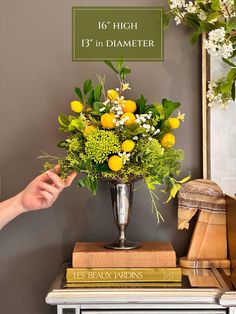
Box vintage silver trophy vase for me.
[105,182,141,250]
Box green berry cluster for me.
[85,129,120,164]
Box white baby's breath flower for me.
[174,16,182,25]
[198,10,207,20]
[170,0,185,9]
[177,111,185,121]
[185,1,197,13]
[133,136,138,141]
[99,107,106,112]
[118,152,131,164]
[103,99,110,105]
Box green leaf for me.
[211,0,221,11]
[161,98,181,118]
[93,102,104,111]
[208,12,221,21]
[94,84,102,101]
[227,16,236,32]
[163,11,172,30]
[120,66,131,79]
[95,163,110,172]
[78,175,98,195]
[87,90,94,104]
[171,183,181,198]
[231,80,236,100]
[178,174,191,184]
[57,140,68,148]
[222,58,236,67]
[198,2,211,12]
[58,114,70,127]
[116,59,124,71]
[88,110,102,116]
[69,118,84,131]
[104,60,119,74]
[84,79,93,94]
[185,13,200,29]
[199,21,215,32]
[227,68,236,81]
[74,87,83,100]
[190,29,202,45]
[220,80,233,93]
[136,94,147,114]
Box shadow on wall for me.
[0,246,62,314]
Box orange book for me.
[72,242,176,268]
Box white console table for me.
[45,266,236,314]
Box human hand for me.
[18,168,77,212]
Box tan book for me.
[66,267,181,283]
[72,242,176,268]
[65,281,182,288]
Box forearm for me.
[0,193,25,230]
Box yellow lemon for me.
[108,155,123,172]
[107,89,119,101]
[168,118,180,129]
[121,112,136,126]
[71,100,84,113]
[122,140,135,152]
[83,125,97,137]
[122,100,137,113]
[101,113,116,129]
[161,133,176,148]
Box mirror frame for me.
[202,34,210,180]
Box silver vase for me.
[104,182,141,250]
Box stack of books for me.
[65,242,182,288]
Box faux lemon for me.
[83,125,97,137]
[101,113,116,129]
[107,89,119,101]
[122,100,137,113]
[122,140,135,152]
[121,112,136,126]
[71,100,84,113]
[161,133,176,148]
[108,155,123,171]
[168,118,180,129]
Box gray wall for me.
[0,0,201,313]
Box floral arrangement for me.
[44,60,189,222]
[166,0,236,109]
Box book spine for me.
[72,252,176,268]
[65,282,182,288]
[66,267,181,283]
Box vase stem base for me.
[104,240,141,250]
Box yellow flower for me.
[83,125,97,137]
[122,100,137,113]
[71,101,84,113]
[101,113,116,129]
[168,118,180,129]
[161,133,176,148]
[108,155,123,171]
[120,112,136,126]
[121,82,131,91]
[107,89,119,101]
[122,140,135,152]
